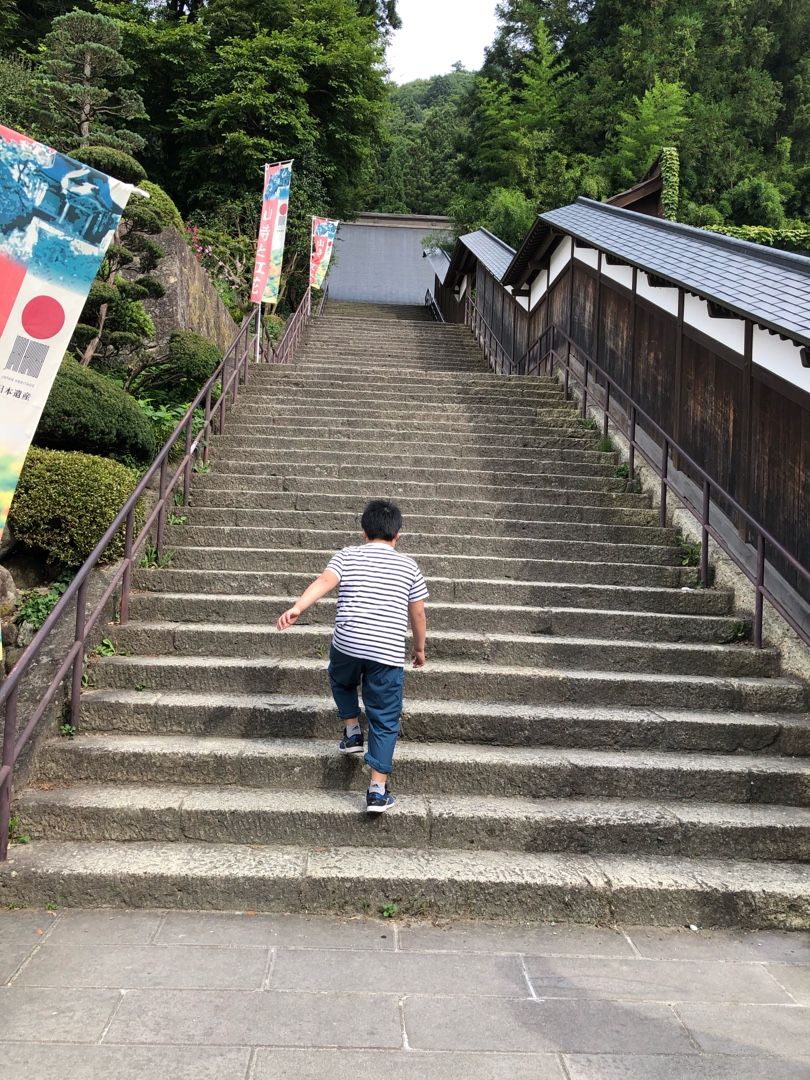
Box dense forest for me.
[370,0,810,247]
[2,0,809,296]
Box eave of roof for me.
[503,198,810,348]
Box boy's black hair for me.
[361,499,402,541]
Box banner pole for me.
[254,303,262,363]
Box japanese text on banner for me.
[250,160,293,306]
[309,217,339,289]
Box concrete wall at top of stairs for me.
[328,220,445,305]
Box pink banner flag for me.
[250,161,293,305]
[309,217,339,288]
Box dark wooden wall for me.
[437,246,809,601]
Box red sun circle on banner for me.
[279,202,288,215]
[21,295,66,340]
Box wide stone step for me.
[3,840,807,925]
[91,655,805,711]
[293,358,485,372]
[32,736,810,806]
[238,384,565,405]
[79,690,810,755]
[207,445,618,474]
[226,417,592,438]
[234,401,575,421]
[249,369,557,390]
[109,622,778,677]
[298,347,487,363]
[190,484,651,513]
[164,547,697,585]
[18,783,810,861]
[130,578,734,613]
[168,525,682,561]
[195,468,629,495]
[184,505,664,535]
[127,594,742,642]
[213,432,604,452]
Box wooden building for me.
[430,198,810,628]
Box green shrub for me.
[728,176,786,228]
[140,180,184,230]
[35,356,156,464]
[69,145,146,185]
[134,331,222,405]
[703,224,810,256]
[9,448,143,567]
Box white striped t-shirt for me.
[326,543,429,667]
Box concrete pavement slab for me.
[524,955,792,1003]
[398,922,634,957]
[625,926,810,964]
[764,964,810,1004]
[563,1054,810,1079]
[104,988,402,1047]
[0,1043,251,1080]
[252,1048,567,1079]
[0,987,121,1043]
[44,910,164,946]
[156,911,395,950]
[676,1003,810,1056]
[404,996,697,1054]
[269,948,526,996]
[14,943,269,990]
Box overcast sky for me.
[386,0,500,84]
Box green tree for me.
[33,10,147,152]
[611,78,688,186]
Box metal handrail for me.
[317,285,329,317]
[424,289,445,323]
[269,286,312,364]
[464,296,513,375]
[529,323,810,650]
[0,304,272,860]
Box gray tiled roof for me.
[534,199,810,347]
[460,228,516,281]
[426,248,451,286]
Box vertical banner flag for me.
[309,217,339,288]
[250,160,293,306]
[0,126,134,583]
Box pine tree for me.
[33,11,147,153]
[612,78,688,186]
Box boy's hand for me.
[411,648,426,668]
[276,606,302,631]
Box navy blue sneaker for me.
[339,727,364,755]
[366,787,396,814]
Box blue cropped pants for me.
[327,645,404,775]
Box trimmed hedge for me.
[9,448,143,567]
[140,180,184,230]
[136,330,222,405]
[69,145,146,185]
[35,356,156,464]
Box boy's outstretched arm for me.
[276,570,339,630]
[409,599,427,667]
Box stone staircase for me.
[4,303,810,926]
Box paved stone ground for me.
[0,909,808,1078]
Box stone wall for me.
[145,227,238,353]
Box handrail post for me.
[254,305,262,364]
[120,508,135,625]
[69,577,89,728]
[182,414,194,507]
[602,384,611,441]
[628,406,636,479]
[203,388,212,466]
[581,355,589,418]
[156,457,169,556]
[659,438,669,528]
[700,480,711,588]
[754,534,765,648]
[0,685,19,860]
